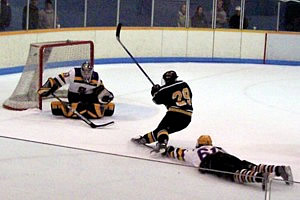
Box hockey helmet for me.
[161,70,178,85]
[81,61,94,82]
[196,135,212,148]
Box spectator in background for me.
[22,0,39,30]
[229,6,248,29]
[222,0,232,17]
[216,0,227,28]
[39,0,59,29]
[0,0,11,31]
[191,5,208,28]
[177,3,189,27]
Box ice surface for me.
[0,63,299,200]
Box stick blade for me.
[116,23,122,38]
[94,121,114,128]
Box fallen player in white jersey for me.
[162,135,293,190]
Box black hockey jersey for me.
[152,81,193,116]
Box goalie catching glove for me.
[37,78,60,97]
[94,85,114,104]
[98,88,114,104]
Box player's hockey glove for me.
[161,145,175,157]
[37,78,60,97]
[151,84,161,96]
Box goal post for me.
[3,40,94,111]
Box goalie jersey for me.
[152,81,193,116]
[55,67,102,95]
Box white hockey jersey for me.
[55,68,102,95]
[169,145,226,167]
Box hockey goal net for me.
[3,40,94,110]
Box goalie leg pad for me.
[51,102,106,119]
[51,101,64,116]
[51,101,79,118]
[86,103,105,119]
[103,102,115,116]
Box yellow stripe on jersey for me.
[168,107,192,116]
[90,79,98,85]
[74,76,98,85]
[74,76,84,81]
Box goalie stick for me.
[52,93,114,128]
[116,23,155,86]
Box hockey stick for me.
[116,23,155,86]
[52,93,114,128]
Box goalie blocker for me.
[38,61,115,119]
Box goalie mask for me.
[81,61,94,82]
[161,70,178,86]
[196,135,212,148]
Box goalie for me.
[37,61,115,119]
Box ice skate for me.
[278,166,293,185]
[131,136,147,145]
[151,140,167,153]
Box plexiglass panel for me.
[119,0,152,26]
[244,0,278,30]
[5,0,39,31]
[57,0,84,28]
[279,1,300,32]
[1,0,300,32]
[86,0,117,27]
[153,0,186,27]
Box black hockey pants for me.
[199,152,256,181]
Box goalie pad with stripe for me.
[51,101,115,119]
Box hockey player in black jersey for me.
[37,61,115,119]
[132,70,193,152]
[162,135,294,190]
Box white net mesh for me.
[3,40,93,110]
